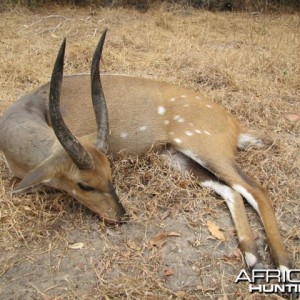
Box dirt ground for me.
[0,3,299,300]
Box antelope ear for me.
[13,163,55,194]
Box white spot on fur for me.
[138,126,147,131]
[194,129,202,134]
[204,130,211,136]
[169,97,176,102]
[174,138,182,144]
[72,190,77,196]
[181,149,206,167]
[206,104,212,108]
[245,252,258,267]
[158,106,166,115]
[173,115,185,123]
[164,120,170,125]
[185,130,193,136]
[196,96,200,100]
[183,104,189,107]
[188,122,194,127]
[201,180,235,211]
[180,95,187,98]
[233,184,259,213]
[120,132,128,139]
[238,133,264,149]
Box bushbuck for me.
[0,30,296,295]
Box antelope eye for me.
[78,182,95,192]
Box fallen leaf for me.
[164,269,175,276]
[222,249,242,264]
[150,231,181,247]
[150,233,168,247]
[69,242,84,249]
[207,220,225,241]
[285,114,299,122]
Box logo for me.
[235,269,300,294]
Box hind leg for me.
[160,146,263,269]
[197,154,291,271]
[161,146,297,298]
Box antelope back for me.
[53,74,241,159]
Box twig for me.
[28,283,49,300]
[26,15,73,28]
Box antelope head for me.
[14,30,126,223]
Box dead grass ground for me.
[0,4,299,300]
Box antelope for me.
[0,30,296,294]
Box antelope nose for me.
[108,182,128,222]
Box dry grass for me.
[0,4,299,300]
